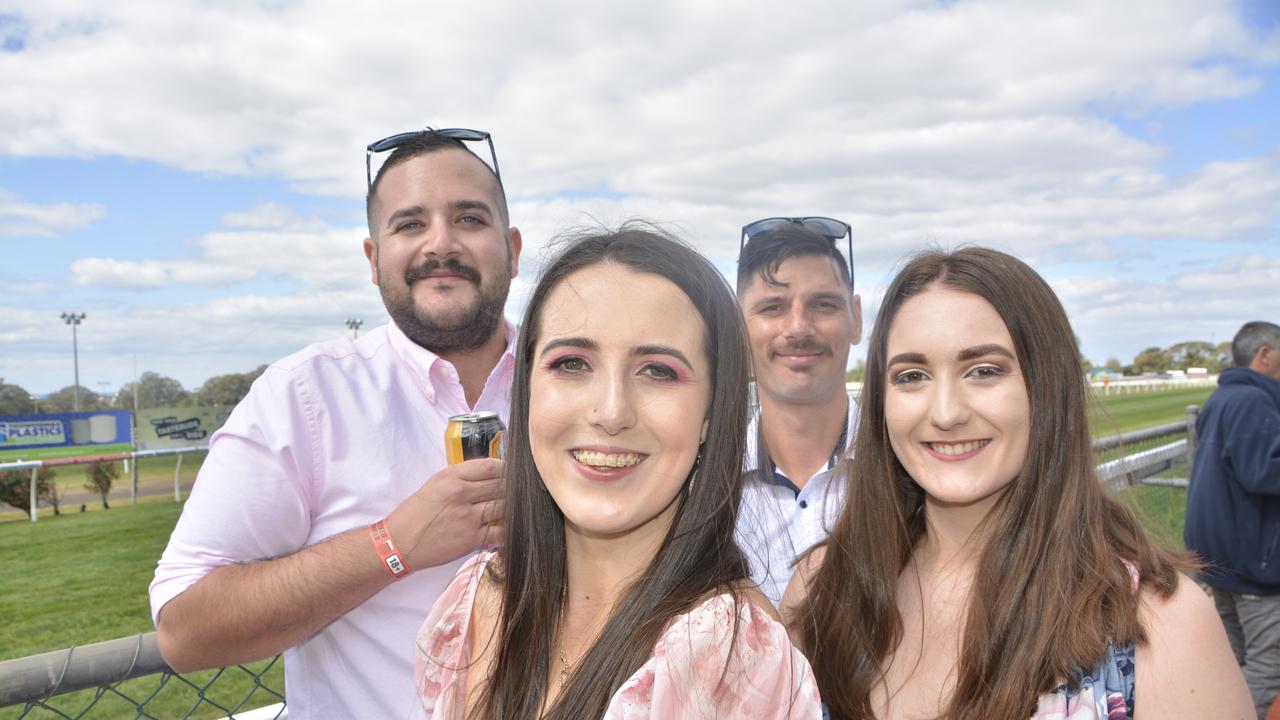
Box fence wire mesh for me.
[1,652,284,720]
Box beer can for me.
[445,412,505,465]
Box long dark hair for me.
[793,246,1182,719]
[475,223,754,719]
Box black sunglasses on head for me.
[365,127,501,189]
[740,216,854,283]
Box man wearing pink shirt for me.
[149,129,521,719]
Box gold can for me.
[445,412,505,465]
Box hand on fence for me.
[386,458,504,572]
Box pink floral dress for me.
[413,552,822,719]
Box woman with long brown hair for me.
[784,246,1250,719]
[412,224,819,719]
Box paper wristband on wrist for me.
[369,519,411,579]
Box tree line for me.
[0,365,268,416]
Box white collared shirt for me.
[735,396,856,607]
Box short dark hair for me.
[736,224,852,294]
[1232,321,1280,367]
[364,132,508,236]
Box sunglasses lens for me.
[801,218,847,240]
[743,218,788,240]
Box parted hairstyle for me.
[736,224,852,294]
[792,246,1183,720]
[474,223,754,719]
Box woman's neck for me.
[916,494,1001,577]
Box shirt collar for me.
[743,394,856,477]
[386,319,518,403]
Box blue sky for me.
[2,0,1279,394]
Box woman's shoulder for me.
[1132,572,1253,719]
[413,551,499,714]
[652,585,803,667]
[613,586,820,718]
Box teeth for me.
[928,440,989,456]
[572,450,643,468]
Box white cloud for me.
[2,0,1279,392]
[0,188,104,238]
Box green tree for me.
[1104,357,1123,373]
[1131,346,1171,374]
[42,385,106,413]
[845,359,865,383]
[0,378,36,415]
[0,467,58,518]
[115,372,189,409]
[83,460,119,509]
[1214,341,1232,370]
[1168,341,1216,371]
[191,364,268,407]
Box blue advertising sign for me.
[0,410,133,452]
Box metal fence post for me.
[29,466,38,522]
[174,453,184,502]
[1186,404,1200,489]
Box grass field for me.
[0,498,283,719]
[0,443,133,463]
[0,386,1211,717]
[1088,386,1214,437]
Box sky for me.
[2,0,1278,396]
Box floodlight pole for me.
[345,318,363,339]
[61,312,86,411]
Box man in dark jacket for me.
[1186,320,1280,718]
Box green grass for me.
[1089,386,1214,437]
[0,443,132,462]
[0,499,283,719]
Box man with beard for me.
[733,218,861,606]
[150,130,520,719]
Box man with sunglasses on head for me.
[150,129,520,719]
[734,217,862,607]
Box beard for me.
[382,256,511,355]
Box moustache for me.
[772,339,830,356]
[405,258,481,286]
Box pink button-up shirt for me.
[150,321,516,720]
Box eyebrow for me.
[957,344,1015,362]
[383,199,496,230]
[538,338,694,369]
[886,344,1015,367]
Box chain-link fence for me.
[0,633,285,720]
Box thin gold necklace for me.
[558,647,572,688]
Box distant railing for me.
[0,446,208,522]
[0,404,1201,716]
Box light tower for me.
[345,318,363,339]
[61,312,86,411]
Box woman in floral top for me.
[414,226,819,719]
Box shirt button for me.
[799,500,808,509]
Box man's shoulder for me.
[268,325,392,376]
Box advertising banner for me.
[0,410,134,460]
[136,406,232,450]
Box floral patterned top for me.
[1032,642,1136,720]
[413,551,823,719]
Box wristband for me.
[369,519,411,579]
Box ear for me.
[849,293,863,345]
[363,236,379,286]
[507,226,523,279]
[700,417,709,444]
